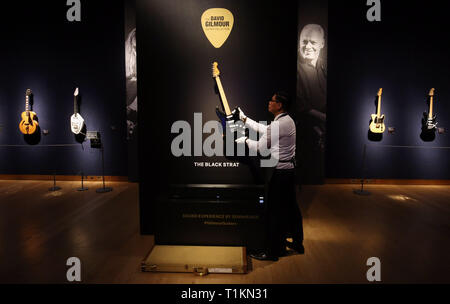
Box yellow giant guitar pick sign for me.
[201,8,234,48]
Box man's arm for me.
[246,122,275,155]
[245,116,269,134]
[233,107,268,134]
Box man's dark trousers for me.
[266,168,304,257]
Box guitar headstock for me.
[377,88,383,96]
[26,89,32,97]
[212,62,220,78]
[429,88,435,97]
[74,87,79,96]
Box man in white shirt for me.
[234,92,304,261]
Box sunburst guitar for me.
[369,88,386,134]
[19,89,39,135]
[70,87,85,135]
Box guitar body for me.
[71,113,85,135]
[422,112,437,131]
[19,111,39,135]
[369,114,385,134]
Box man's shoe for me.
[286,241,305,254]
[249,252,279,261]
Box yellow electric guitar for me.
[19,89,39,135]
[369,88,385,134]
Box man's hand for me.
[235,136,247,145]
[232,107,247,123]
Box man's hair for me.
[300,24,325,41]
[275,91,291,111]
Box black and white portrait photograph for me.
[296,23,327,184]
[125,27,137,140]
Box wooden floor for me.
[0,180,449,284]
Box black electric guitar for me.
[212,62,243,137]
[212,62,232,126]
[422,88,437,131]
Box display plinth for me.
[155,184,266,251]
[141,245,247,275]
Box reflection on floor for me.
[0,180,449,283]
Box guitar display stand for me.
[77,172,88,192]
[353,184,370,196]
[49,171,61,192]
[96,145,112,194]
[354,144,370,196]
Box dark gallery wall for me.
[0,1,128,177]
[327,0,450,179]
[0,1,447,181]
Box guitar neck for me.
[429,96,434,118]
[377,95,382,117]
[74,95,78,114]
[215,76,231,116]
[25,96,30,112]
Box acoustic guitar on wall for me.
[70,87,85,135]
[369,88,386,134]
[19,89,39,135]
[422,88,437,131]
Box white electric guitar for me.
[70,88,85,135]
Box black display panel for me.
[137,0,297,186]
[137,0,298,234]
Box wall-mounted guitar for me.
[19,89,39,135]
[369,88,386,134]
[70,87,85,135]
[422,88,437,132]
